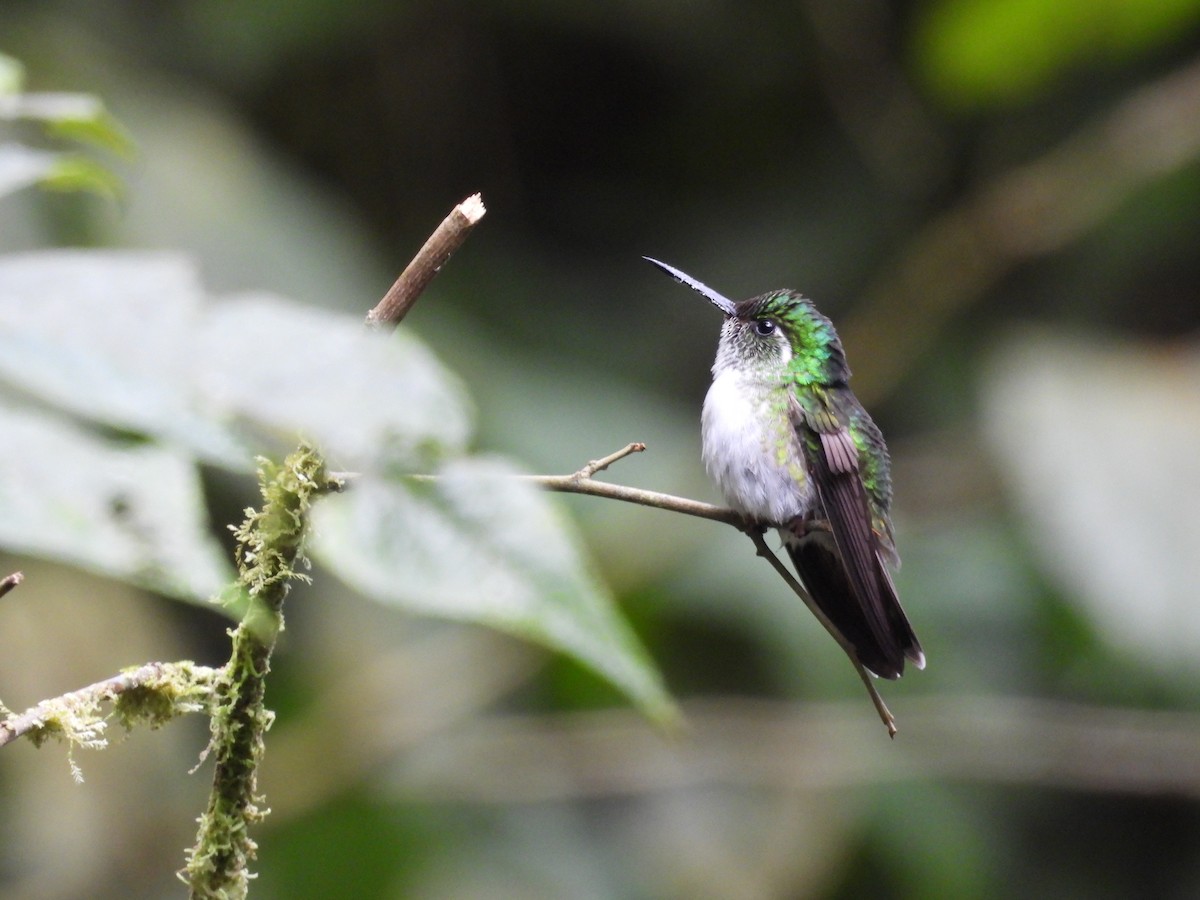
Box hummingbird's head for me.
[645,257,850,386]
[732,289,850,385]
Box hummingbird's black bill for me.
[643,257,737,316]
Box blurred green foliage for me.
[917,0,1200,106]
[2,0,1200,898]
[0,52,130,201]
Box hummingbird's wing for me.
[789,397,923,678]
[848,406,901,569]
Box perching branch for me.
[514,443,743,528]
[522,443,898,736]
[365,193,487,331]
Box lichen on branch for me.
[0,661,219,780]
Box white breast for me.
[701,371,815,524]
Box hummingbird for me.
[646,257,924,679]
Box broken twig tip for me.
[366,192,487,330]
[0,572,23,600]
[459,193,486,223]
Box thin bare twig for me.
[518,472,743,526]
[365,193,486,331]
[515,444,743,528]
[745,531,896,736]
[578,441,646,478]
[527,444,900,735]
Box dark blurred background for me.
[4,1,1200,897]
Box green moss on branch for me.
[183,445,337,899]
[0,662,219,782]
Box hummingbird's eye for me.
[753,319,777,337]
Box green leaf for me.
[0,88,133,156]
[39,155,124,201]
[46,110,136,158]
[312,458,679,725]
[0,401,232,604]
[0,143,123,204]
[0,54,24,96]
[914,0,1200,108]
[0,65,131,199]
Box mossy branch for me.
[180,195,481,896]
[0,661,220,776]
[182,445,339,899]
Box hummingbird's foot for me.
[782,513,830,542]
[737,518,768,537]
[785,513,832,541]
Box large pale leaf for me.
[0,401,231,602]
[0,252,472,472]
[0,145,110,201]
[195,294,472,471]
[0,250,475,609]
[0,144,55,198]
[312,458,678,724]
[0,252,251,468]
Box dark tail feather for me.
[787,535,924,680]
